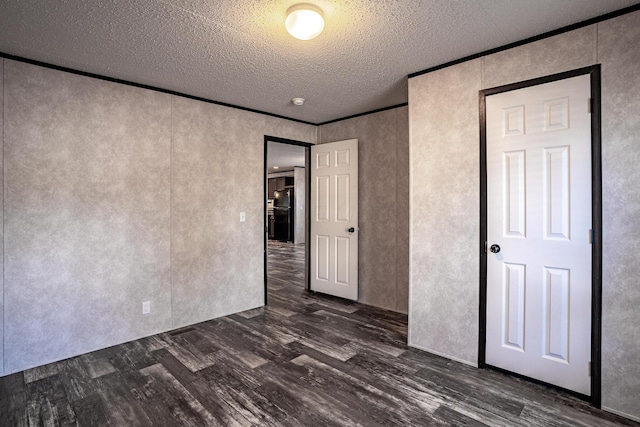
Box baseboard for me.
[357,299,408,315]
[408,341,478,368]
[602,406,640,423]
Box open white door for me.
[310,139,358,300]
[485,75,592,395]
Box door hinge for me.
[588,362,592,377]
[589,229,594,244]
[588,98,593,114]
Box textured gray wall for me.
[171,98,264,327]
[0,60,316,375]
[408,59,482,364]
[409,11,640,420]
[294,167,305,244]
[319,107,410,313]
[482,25,597,88]
[264,115,318,145]
[395,108,410,314]
[0,59,4,374]
[598,12,640,420]
[4,60,173,373]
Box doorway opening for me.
[264,136,313,305]
[478,65,602,407]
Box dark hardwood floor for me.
[0,240,637,426]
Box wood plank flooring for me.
[0,240,637,426]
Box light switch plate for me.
[240,212,246,222]
[142,301,150,315]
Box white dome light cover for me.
[285,4,325,40]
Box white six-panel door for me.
[486,75,592,395]
[310,139,358,300]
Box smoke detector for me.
[292,97,305,106]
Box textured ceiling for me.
[267,141,305,172]
[0,0,638,123]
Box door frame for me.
[263,136,313,305]
[478,65,602,407]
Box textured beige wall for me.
[0,59,4,374]
[264,115,318,144]
[409,10,640,420]
[408,59,482,364]
[598,11,640,420]
[319,107,409,313]
[395,107,410,314]
[171,98,265,328]
[483,25,597,88]
[3,60,173,373]
[0,60,316,375]
[294,167,306,244]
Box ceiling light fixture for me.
[285,4,324,40]
[292,97,305,106]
